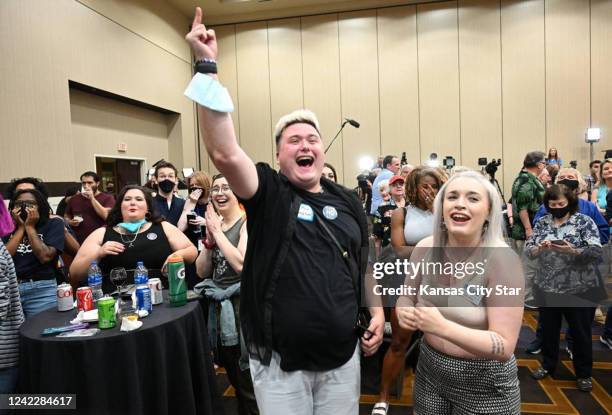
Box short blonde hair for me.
[274,109,321,147]
[378,179,390,193]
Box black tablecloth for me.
[18,296,224,415]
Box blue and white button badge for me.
[297,203,314,222]
[322,206,338,220]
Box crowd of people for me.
[0,7,609,415]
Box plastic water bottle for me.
[87,261,104,304]
[134,261,149,285]
[134,261,152,313]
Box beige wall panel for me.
[301,14,344,183]
[417,2,461,165]
[377,6,420,166]
[500,0,545,197]
[339,10,380,184]
[0,1,75,181]
[268,18,304,169]
[545,0,590,168]
[78,0,191,62]
[210,24,241,174]
[70,89,170,178]
[0,0,196,182]
[268,19,304,121]
[458,0,503,187]
[591,0,612,159]
[235,21,273,166]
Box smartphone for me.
[549,239,565,246]
[186,213,201,234]
[19,207,28,222]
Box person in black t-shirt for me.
[4,189,64,317]
[185,9,384,414]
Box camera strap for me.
[312,210,361,308]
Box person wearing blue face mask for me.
[70,186,197,292]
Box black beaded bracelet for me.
[194,58,218,74]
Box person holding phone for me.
[525,168,608,355]
[3,189,64,317]
[526,184,602,392]
[178,171,212,288]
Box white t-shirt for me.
[403,205,434,245]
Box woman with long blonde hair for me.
[397,171,524,414]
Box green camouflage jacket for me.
[511,170,545,240]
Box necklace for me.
[118,224,143,248]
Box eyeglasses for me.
[211,185,231,195]
[15,201,37,209]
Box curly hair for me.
[5,177,48,200]
[9,189,51,227]
[404,166,447,207]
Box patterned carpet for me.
[216,310,611,415]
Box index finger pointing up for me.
[192,7,202,29]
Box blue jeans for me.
[0,366,19,394]
[19,279,57,318]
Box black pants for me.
[540,307,594,379]
[218,344,259,415]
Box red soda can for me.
[77,287,94,311]
[56,283,74,311]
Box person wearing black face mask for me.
[526,185,604,392]
[151,162,185,226]
[533,169,608,244]
[526,171,609,357]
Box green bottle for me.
[167,254,187,307]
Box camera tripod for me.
[488,174,507,206]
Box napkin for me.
[120,317,143,332]
[70,309,98,324]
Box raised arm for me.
[185,7,258,200]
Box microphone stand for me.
[324,120,349,154]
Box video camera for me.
[442,156,455,170]
[357,172,376,189]
[485,158,501,177]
